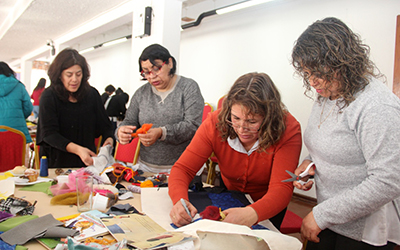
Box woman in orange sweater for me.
[169,72,302,230]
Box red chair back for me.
[114,137,141,165]
[280,210,303,234]
[94,136,102,154]
[202,102,214,122]
[0,126,26,171]
[217,95,226,110]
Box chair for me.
[114,137,141,165]
[217,95,226,110]
[33,144,41,170]
[94,135,102,154]
[0,125,26,172]
[202,102,214,122]
[205,96,228,184]
[280,210,303,234]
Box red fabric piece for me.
[280,210,302,234]
[200,206,221,221]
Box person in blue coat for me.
[0,61,33,143]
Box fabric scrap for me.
[0,214,77,245]
[20,181,53,195]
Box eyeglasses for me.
[140,61,166,78]
[226,119,260,132]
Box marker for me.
[180,198,193,221]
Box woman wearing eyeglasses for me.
[291,17,400,250]
[116,44,204,173]
[168,72,302,230]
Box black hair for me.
[138,44,176,76]
[0,61,16,77]
[105,84,116,93]
[34,78,46,91]
[47,48,91,102]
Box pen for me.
[180,198,193,221]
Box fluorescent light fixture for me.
[79,47,95,54]
[103,37,127,47]
[216,0,274,15]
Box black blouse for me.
[36,86,113,168]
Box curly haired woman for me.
[291,17,400,249]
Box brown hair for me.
[216,72,287,151]
[292,17,382,108]
[47,48,91,102]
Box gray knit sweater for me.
[118,75,204,166]
[304,78,400,244]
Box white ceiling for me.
[0,0,243,65]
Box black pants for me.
[306,229,396,250]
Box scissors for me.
[282,162,315,185]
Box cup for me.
[76,175,93,212]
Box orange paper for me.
[131,123,153,137]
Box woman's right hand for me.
[169,199,197,227]
[293,160,315,191]
[117,125,137,145]
[66,142,96,166]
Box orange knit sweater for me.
[169,110,302,222]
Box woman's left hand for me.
[300,211,321,243]
[102,137,113,147]
[222,206,258,227]
[138,128,162,147]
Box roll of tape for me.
[92,193,109,212]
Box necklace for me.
[318,98,335,129]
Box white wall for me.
[82,0,400,198]
[83,40,134,96]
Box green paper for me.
[20,181,54,195]
[37,238,62,249]
[0,215,38,232]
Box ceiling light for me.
[181,0,275,30]
[216,0,275,15]
[103,37,128,47]
[80,47,95,54]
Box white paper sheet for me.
[141,187,175,230]
[0,178,15,199]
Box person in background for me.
[116,44,204,173]
[31,78,46,119]
[36,48,114,168]
[106,87,129,131]
[168,72,302,230]
[0,61,33,143]
[291,17,400,249]
[101,84,115,108]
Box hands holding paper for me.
[170,199,197,227]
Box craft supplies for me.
[39,156,48,177]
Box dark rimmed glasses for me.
[140,61,166,78]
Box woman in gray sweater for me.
[116,44,204,173]
[291,17,400,249]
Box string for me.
[318,98,336,129]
